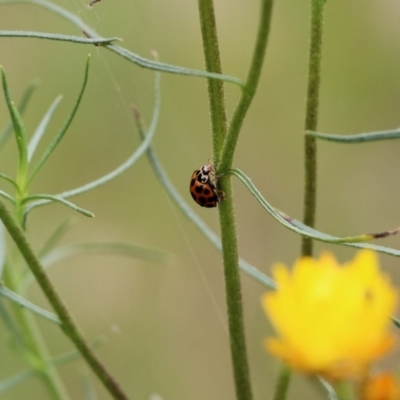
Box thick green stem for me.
[197,0,228,162]
[198,1,273,399]
[0,199,130,400]
[198,1,253,400]
[218,179,253,400]
[301,0,325,256]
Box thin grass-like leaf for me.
[26,68,161,213]
[0,172,18,189]
[317,378,338,400]
[0,340,103,395]
[27,56,90,185]
[0,222,5,278]
[0,190,15,204]
[1,67,29,182]
[0,298,26,350]
[0,369,33,395]
[38,218,75,258]
[0,0,244,87]
[0,285,60,324]
[230,168,400,257]
[392,316,400,329]
[83,376,98,400]
[41,242,170,267]
[0,79,39,149]
[23,194,94,218]
[132,110,276,289]
[22,241,169,289]
[0,30,120,45]
[307,129,400,143]
[28,95,63,162]
[53,337,104,365]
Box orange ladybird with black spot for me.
[190,163,220,208]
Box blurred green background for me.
[1,0,400,399]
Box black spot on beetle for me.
[190,178,196,187]
[203,188,211,195]
[195,185,204,194]
[199,196,207,204]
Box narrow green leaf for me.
[0,172,18,189]
[0,341,102,395]
[0,285,61,324]
[0,30,120,45]
[83,376,98,400]
[27,56,90,185]
[0,222,5,278]
[0,0,244,87]
[22,242,170,289]
[41,242,170,267]
[53,338,104,366]
[1,67,29,185]
[230,168,400,257]
[317,378,338,400]
[25,67,161,212]
[0,297,27,351]
[391,316,400,328]
[307,129,400,143]
[0,190,15,204]
[0,370,34,395]
[28,95,63,162]
[23,194,94,218]
[0,79,39,150]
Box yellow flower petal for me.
[262,250,398,380]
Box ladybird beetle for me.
[190,163,220,208]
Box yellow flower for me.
[262,250,398,380]
[360,372,400,400]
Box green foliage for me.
[0,1,399,400]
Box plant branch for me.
[198,0,227,162]
[220,0,273,171]
[2,264,70,400]
[198,2,256,400]
[0,199,130,400]
[301,0,325,256]
[0,30,119,44]
[0,0,244,87]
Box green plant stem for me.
[198,0,227,162]
[0,199,130,400]
[198,2,254,400]
[219,180,253,400]
[2,265,70,400]
[198,1,273,399]
[301,0,325,256]
[220,0,273,171]
[272,364,291,400]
